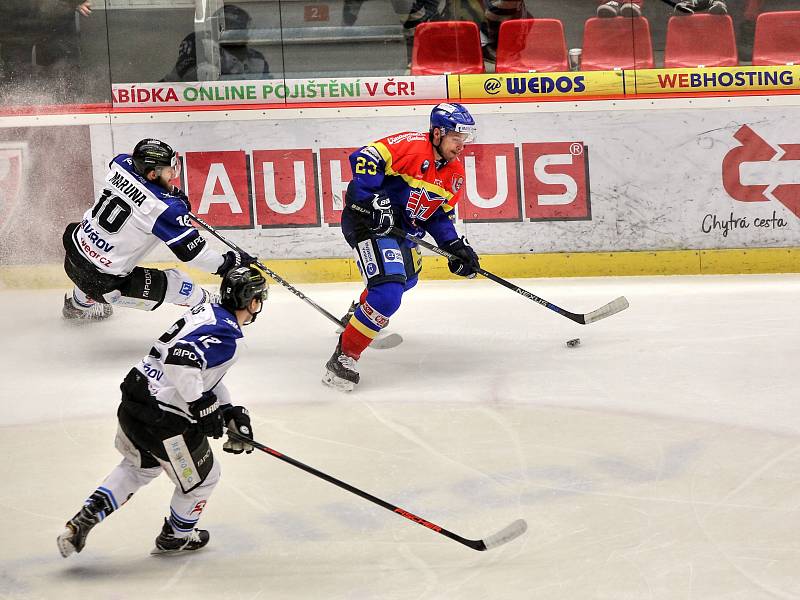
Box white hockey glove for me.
[222,405,253,454]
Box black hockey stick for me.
[188,212,345,328]
[390,227,629,325]
[189,213,403,349]
[228,430,527,551]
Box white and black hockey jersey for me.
[135,303,244,422]
[71,154,223,276]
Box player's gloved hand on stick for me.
[222,405,253,454]
[190,391,224,438]
[369,194,395,236]
[216,249,257,277]
[442,236,480,279]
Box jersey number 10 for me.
[92,189,133,234]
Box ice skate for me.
[62,294,113,322]
[707,0,727,14]
[151,518,210,555]
[619,2,642,17]
[322,335,360,392]
[57,503,102,557]
[597,1,620,17]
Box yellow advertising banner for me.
[628,65,800,95]
[450,70,625,100]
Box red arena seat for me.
[581,17,654,71]
[411,21,484,75]
[752,11,800,66]
[664,14,738,68]
[496,18,569,73]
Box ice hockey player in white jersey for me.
[61,138,255,321]
[57,266,267,557]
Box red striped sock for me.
[341,323,373,360]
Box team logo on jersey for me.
[406,188,446,221]
[421,160,430,173]
[180,282,193,296]
[190,500,207,515]
[0,143,27,235]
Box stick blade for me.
[371,332,403,350]
[481,518,528,550]
[583,296,629,324]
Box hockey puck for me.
[566,338,581,348]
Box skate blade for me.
[151,546,179,556]
[322,371,355,392]
[57,529,76,558]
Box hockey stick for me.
[228,430,527,552]
[188,212,346,328]
[189,213,403,349]
[390,227,629,325]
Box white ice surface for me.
[1,274,799,600]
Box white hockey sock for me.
[72,287,94,308]
[90,458,161,519]
[162,268,209,307]
[167,460,220,537]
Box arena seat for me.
[495,19,569,73]
[664,14,738,68]
[411,21,484,75]
[580,17,654,71]
[752,11,800,66]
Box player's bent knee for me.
[365,282,404,317]
[104,267,168,311]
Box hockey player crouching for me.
[323,103,481,392]
[57,266,266,556]
[62,138,255,321]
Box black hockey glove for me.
[189,391,224,439]
[369,194,395,236]
[216,249,257,277]
[222,405,253,454]
[442,236,480,279]
[172,187,191,211]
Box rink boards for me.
[1,95,799,286]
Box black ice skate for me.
[57,503,102,557]
[151,518,210,555]
[322,335,360,392]
[62,294,113,321]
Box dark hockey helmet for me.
[220,266,268,321]
[132,139,178,177]
[430,103,477,143]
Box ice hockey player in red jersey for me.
[323,103,481,392]
[61,138,255,321]
[57,266,267,557]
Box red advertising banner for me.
[185,151,252,228]
[319,147,356,225]
[458,144,521,222]
[521,142,591,221]
[252,149,319,227]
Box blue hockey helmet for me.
[430,103,477,143]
